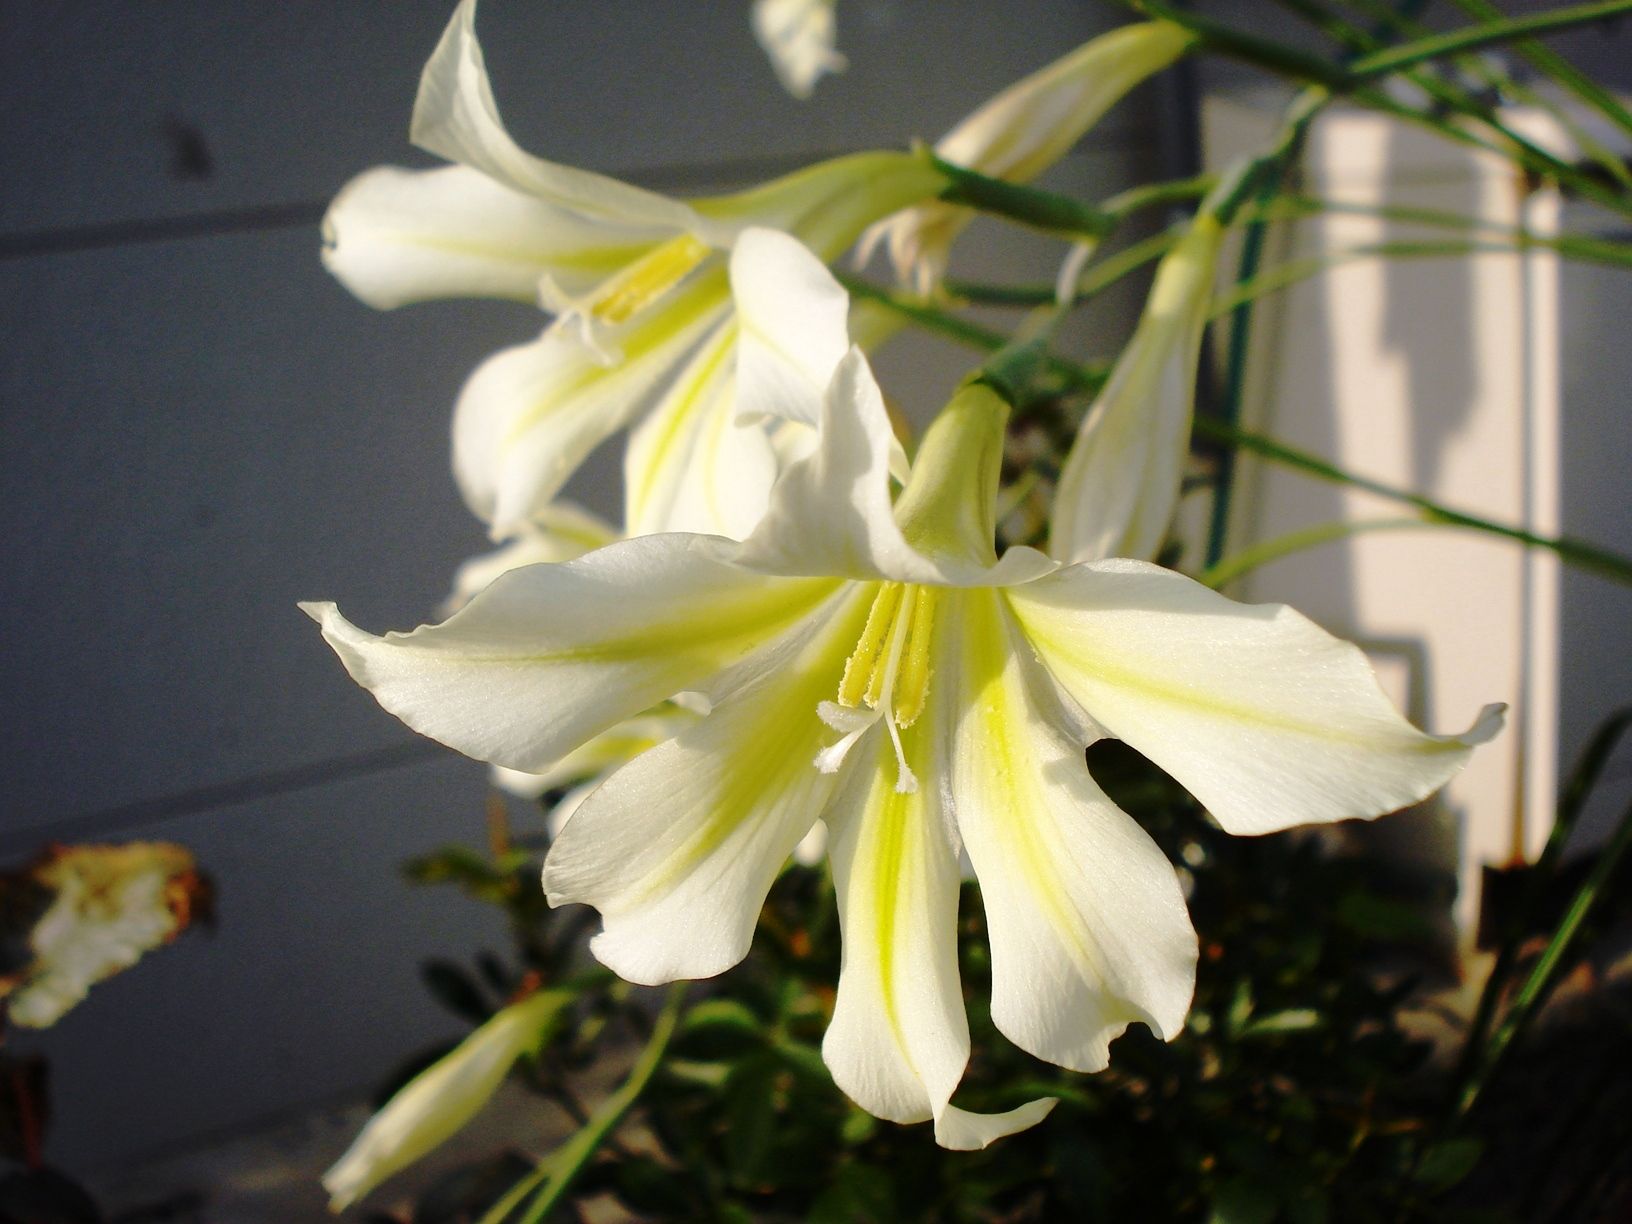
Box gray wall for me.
[0,0,1160,1173]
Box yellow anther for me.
[838,583,903,708]
[590,233,711,324]
[892,587,936,728]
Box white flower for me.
[1051,206,1225,564]
[862,21,1195,296]
[306,231,1501,1150]
[323,0,940,541]
[323,988,572,1212]
[0,843,209,1029]
[753,0,846,99]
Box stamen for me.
[838,584,903,708]
[893,587,936,728]
[590,233,711,324]
[825,582,937,793]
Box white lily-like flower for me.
[1050,204,1226,565]
[440,501,707,804]
[323,0,941,541]
[753,0,846,99]
[862,20,1195,296]
[323,987,572,1212]
[0,843,209,1029]
[306,235,1501,1150]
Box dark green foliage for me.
[395,746,1529,1224]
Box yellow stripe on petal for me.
[947,588,1197,1074]
[1007,559,1503,836]
[544,585,877,985]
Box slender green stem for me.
[843,275,1632,588]
[1189,416,1632,586]
[1267,196,1632,267]
[1287,0,1632,193]
[1198,517,1428,587]
[946,226,1182,309]
[838,273,1108,393]
[1446,0,1632,140]
[1202,85,1331,566]
[1100,172,1219,218]
[481,983,689,1224]
[1454,797,1632,1120]
[1448,707,1632,1116]
[932,154,1114,240]
[1335,0,1632,189]
[1347,0,1632,81]
[1207,233,1632,319]
[1122,0,1632,217]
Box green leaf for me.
[1333,890,1435,943]
[420,959,494,1025]
[672,998,763,1059]
[1413,1138,1484,1194]
[839,1108,877,1146]
[809,1163,896,1224]
[609,1156,693,1216]
[771,1035,831,1084]
[1225,980,1255,1035]
[1238,1009,1323,1038]
[722,1054,780,1185]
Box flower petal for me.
[696,152,944,260]
[1008,560,1505,835]
[821,715,1055,1148]
[544,585,874,984]
[732,228,850,430]
[412,0,711,237]
[936,22,1194,187]
[452,270,729,537]
[491,706,699,800]
[323,988,573,1211]
[752,0,846,100]
[623,320,778,538]
[945,588,1196,1071]
[734,347,931,581]
[301,535,838,773]
[322,164,665,311]
[1050,213,1223,564]
[860,21,1194,294]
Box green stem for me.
[1202,86,1331,566]
[1454,796,1632,1120]
[1123,0,1632,217]
[838,273,1108,393]
[1189,416,1632,586]
[1100,172,1219,218]
[1346,0,1632,81]
[1198,517,1427,588]
[932,153,1114,239]
[843,277,1632,589]
[1208,233,1632,318]
[1288,0,1632,194]
[481,983,689,1224]
[1335,0,1632,190]
[946,225,1181,309]
[1448,707,1632,1116]
[1269,196,1632,267]
[1445,0,1632,140]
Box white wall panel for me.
[0,0,1124,237]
